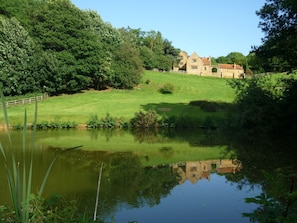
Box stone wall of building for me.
[174,51,244,78]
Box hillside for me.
[2,71,235,125]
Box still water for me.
[1,128,283,223]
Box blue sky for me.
[71,0,266,58]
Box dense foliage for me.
[0,16,38,95]
[226,74,297,136]
[254,0,297,72]
[109,42,144,89]
[0,0,180,96]
[119,27,180,71]
[224,0,297,138]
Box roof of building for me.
[202,57,211,66]
[189,52,199,58]
[218,63,243,70]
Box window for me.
[190,167,197,172]
[191,66,198,69]
[211,164,217,170]
[192,59,197,63]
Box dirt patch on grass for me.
[77,124,87,129]
[158,107,172,112]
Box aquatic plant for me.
[0,91,81,222]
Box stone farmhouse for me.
[174,51,244,78]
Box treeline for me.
[0,0,180,96]
[224,0,297,137]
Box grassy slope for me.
[2,71,235,124]
[1,71,236,165]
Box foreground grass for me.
[2,71,235,125]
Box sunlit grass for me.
[2,71,235,125]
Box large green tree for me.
[255,0,297,72]
[226,52,246,66]
[226,75,297,136]
[0,16,38,95]
[0,0,37,28]
[85,10,122,90]
[110,42,144,89]
[119,27,180,71]
[0,0,181,95]
[216,56,232,64]
[30,0,103,93]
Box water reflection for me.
[224,134,297,223]
[0,129,272,222]
[173,159,241,184]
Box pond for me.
[0,129,296,222]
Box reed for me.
[0,91,81,222]
[93,163,103,221]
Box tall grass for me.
[0,91,81,222]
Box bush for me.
[130,109,159,129]
[226,75,282,135]
[159,83,174,94]
[87,113,128,129]
[34,121,77,129]
[158,115,176,129]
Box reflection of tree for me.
[47,129,297,222]
[132,128,226,146]
[54,150,179,217]
[138,165,178,206]
[223,135,297,222]
[87,129,120,142]
[108,152,142,205]
[104,152,179,208]
[224,135,297,186]
[131,128,159,143]
[243,167,297,223]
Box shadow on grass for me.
[140,100,233,116]
[188,100,232,112]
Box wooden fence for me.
[0,94,48,109]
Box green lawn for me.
[2,71,235,125]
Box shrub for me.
[87,113,128,129]
[159,83,174,94]
[34,121,77,129]
[158,115,176,129]
[86,114,99,128]
[130,109,159,129]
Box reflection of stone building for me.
[174,51,244,78]
[172,159,242,184]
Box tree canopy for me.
[0,16,37,95]
[0,0,180,96]
[254,0,297,72]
